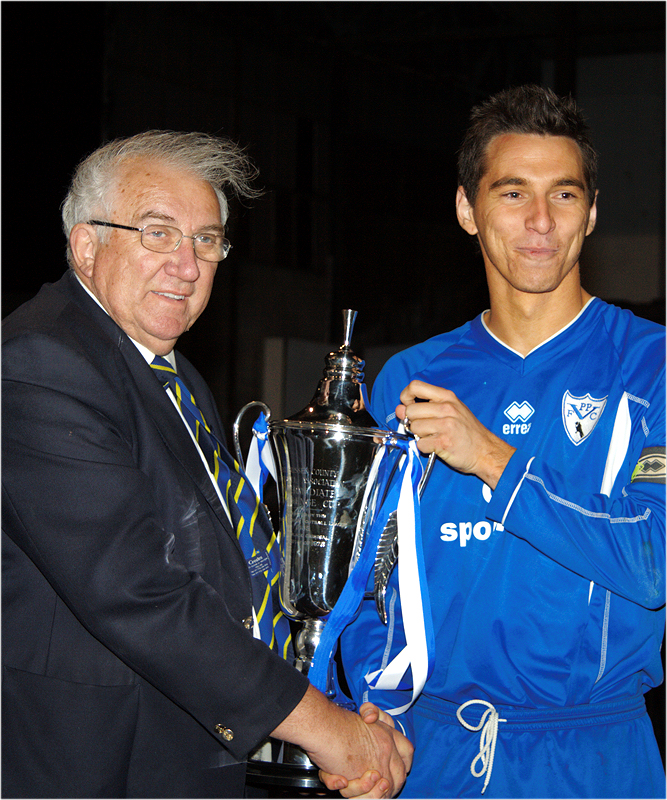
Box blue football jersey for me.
[339,298,665,797]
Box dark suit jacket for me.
[2,270,309,798]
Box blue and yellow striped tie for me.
[151,355,291,658]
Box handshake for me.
[272,685,413,798]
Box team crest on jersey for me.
[561,391,607,445]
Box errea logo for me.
[503,400,534,435]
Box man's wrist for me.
[271,683,348,755]
[478,441,516,489]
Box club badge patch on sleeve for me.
[631,447,666,484]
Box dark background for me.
[3,2,664,412]
[2,0,665,762]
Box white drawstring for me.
[456,700,506,794]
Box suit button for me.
[215,724,234,741]
[243,616,253,630]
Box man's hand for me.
[272,687,412,798]
[317,703,413,798]
[398,379,515,490]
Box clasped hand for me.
[317,703,413,798]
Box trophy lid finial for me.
[287,309,378,427]
[342,309,357,349]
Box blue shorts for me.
[401,694,665,798]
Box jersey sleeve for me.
[487,367,666,610]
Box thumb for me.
[359,702,381,724]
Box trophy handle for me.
[232,400,272,471]
[418,451,437,495]
[374,451,436,624]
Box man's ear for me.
[69,223,99,278]
[585,190,598,236]
[456,186,478,235]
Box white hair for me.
[61,130,260,266]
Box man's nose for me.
[526,197,555,235]
[166,237,201,280]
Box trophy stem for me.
[294,618,333,695]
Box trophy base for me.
[246,739,326,790]
[246,760,322,790]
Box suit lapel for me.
[65,272,237,540]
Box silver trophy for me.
[234,310,412,789]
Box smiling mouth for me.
[517,247,558,257]
[154,291,187,301]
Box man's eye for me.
[196,234,216,245]
[146,227,168,239]
[504,191,521,199]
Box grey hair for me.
[61,130,260,266]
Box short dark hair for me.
[457,84,598,207]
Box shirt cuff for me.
[486,449,535,526]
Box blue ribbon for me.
[308,439,417,693]
[247,410,434,706]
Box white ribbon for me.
[245,422,277,499]
[365,438,432,715]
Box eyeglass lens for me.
[141,225,229,261]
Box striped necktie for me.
[151,355,291,657]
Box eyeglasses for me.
[87,220,231,262]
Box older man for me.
[338,86,665,797]
[2,131,411,799]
